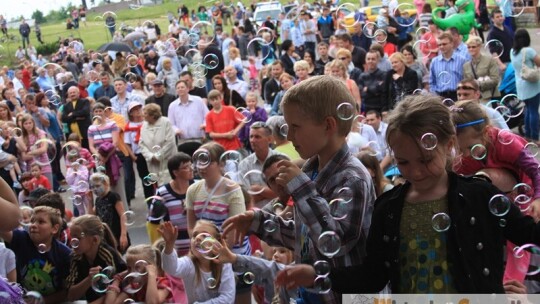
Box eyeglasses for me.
[467,45,479,49]
[457,85,477,91]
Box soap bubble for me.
[193,149,211,169]
[23,291,44,304]
[146,196,167,221]
[392,3,417,27]
[485,39,504,58]
[279,124,289,137]
[317,231,341,258]
[243,272,255,284]
[309,275,332,294]
[243,170,265,195]
[336,102,355,120]
[263,219,277,232]
[123,211,135,226]
[420,133,438,150]
[203,54,220,69]
[77,180,89,193]
[71,238,80,249]
[207,277,217,289]
[219,150,242,164]
[91,273,110,293]
[497,129,514,145]
[31,138,57,166]
[470,144,487,160]
[488,194,511,217]
[438,71,451,85]
[314,260,330,277]
[38,243,47,254]
[329,198,348,220]
[135,260,148,275]
[525,142,539,157]
[72,195,83,206]
[234,107,253,123]
[122,272,145,294]
[337,187,353,203]
[432,213,451,232]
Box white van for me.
[253,1,283,26]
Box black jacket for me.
[61,98,92,140]
[386,66,419,110]
[280,54,296,76]
[358,68,387,112]
[264,78,280,105]
[330,172,540,294]
[145,93,176,117]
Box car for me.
[359,5,417,23]
[253,1,283,26]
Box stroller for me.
[498,63,525,135]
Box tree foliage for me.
[31,10,46,24]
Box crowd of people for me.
[1,0,540,303]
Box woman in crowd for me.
[386,52,419,109]
[401,45,429,90]
[157,57,179,97]
[212,75,246,108]
[462,35,501,102]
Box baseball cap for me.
[151,79,164,86]
[128,101,143,113]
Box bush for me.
[36,41,59,56]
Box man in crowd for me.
[487,8,514,71]
[61,86,91,149]
[110,78,143,120]
[264,61,284,106]
[145,79,176,116]
[359,50,387,114]
[145,50,160,74]
[19,19,30,49]
[429,32,467,101]
[336,33,366,71]
[225,65,248,100]
[180,71,207,103]
[94,72,116,100]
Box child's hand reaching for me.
[276,160,303,188]
[88,266,102,280]
[213,239,237,265]
[158,222,178,254]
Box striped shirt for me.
[154,183,190,256]
[429,52,468,93]
[249,143,377,303]
[87,122,118,149]
[185,179,251,255]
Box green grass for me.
[0,0,500,67]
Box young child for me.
[66,133,95,171]
[276,94,540,294]
[30,163,52,190]
[0,206,71,303]
[238,92,268,151]
[215,240,296,304]
[205,89,244,151]
[222,76,376,302]
[66,214,126,302]
[248,56,259,92]
[160,220,235,303]
[452,100,540,284]
[66,151,91,217]
[18,172,34,206]
[90,172,130,254]
[0,121,22,188]
[0,241,16,283]
[105,244,175,303]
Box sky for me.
[2,0,123,21]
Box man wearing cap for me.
[145,79,176,116]
[94,72,116,100]
[110,78,144,121]
[62,86,91,149]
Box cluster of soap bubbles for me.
[194,232,222,260]
[488,182,534,227]
[303,260,332,294]
[513,243,540,275]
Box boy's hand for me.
[275,160,302,187]
[222,210,255,246]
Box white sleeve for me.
[161,250,194,278]
[196,263,236,304]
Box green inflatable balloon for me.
[432,0,481,41]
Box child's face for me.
[70,224,93,255]
[209,97,222,109]
[29,211,59,244]
[263,162,289,199]
[282,104,329,160]
[90,180,108,197]
[272,247,292,264]
[23,119,34,131]
[31,167,41,178]
[22,179,32,190]
[456,127,485,159]
[295,68,308,79]
[246,97,257,109]
[390,131,451,192]
[318,45,328,56]
[190,222,220,259]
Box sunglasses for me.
[467,45,479,49]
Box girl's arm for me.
[88,134,97,155]
[144,265,170,304]
[111,128,120,149]
[0,176,20,236]
[67,265,102,301]
[349,80,362,109]
[114,198,128,251]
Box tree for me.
[31,10,46,24]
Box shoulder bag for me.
[521,48,540,82]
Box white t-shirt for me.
[0,243,15,279]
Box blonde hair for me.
[246,91,258,102]
[143,103,162,120]
[335,48,352,59]
[451,100,491,136]
[278,73,294,83]
[33,206,62,228]
[327,59,348,78]
[389,52,406,64]
[293,60,309,72]
[465,35,483,47]
[281,75,354,136]
[229,47,240,59]
[71,214,118,250]
[90,172,110,186]
[126,244,163,275]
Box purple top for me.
[238,107,268,143]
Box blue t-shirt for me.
[6,229,71,296]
